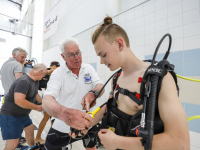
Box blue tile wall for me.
[184,103,200,133]
[174,64,184,75]
[89,62,97,71]
[184,63,200,76]
[145,48,200,76]
[184,48,200,63]
[168,51,183,64]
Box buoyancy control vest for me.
[101,55,179,138]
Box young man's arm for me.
[15,92,43,112]
[98,73,190,150]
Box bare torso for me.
[114,67,149,116]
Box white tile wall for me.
[155,0,168,11]
[168,2,182,17]
[145,22,156,35]
[145,12,156,25]
[145,43,156,55]
[135,17,145,28]
[183,21,200,37]
[183,8,200,25]
[168,14,182,28]
[155,7,168,21]
[126,10,135,22]
[168,0,182,6]
[135,36,145,47]
[169,26,183,39]
[156,19,168,31]
[135,26,145,37]
[170,38,184,52]
[135,45,145,57]
[190,131,200,149]
[182,0,199,12]
[144,2,155,15]
[127,20,135,31]
[135,6,144,19]
[184,35,200,50]
[145,33,156,45]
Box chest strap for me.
[112,85,142,106]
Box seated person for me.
[71,16,190,150]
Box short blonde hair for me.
[92,16,130,47]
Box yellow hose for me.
[187,116,200,121]
[176,74,200,82]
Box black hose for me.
[145,75,159,150]
[90,70,117,108]
[151,34,172,65]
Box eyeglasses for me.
[67,51,82,59]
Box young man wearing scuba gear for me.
[41,38,104,150]
[71,16,190,150]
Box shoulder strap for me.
[112,69,122,91]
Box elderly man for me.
[0,64,46,150]
[42,38,104,150]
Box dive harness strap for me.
[112,69,142,107]
[113,85,142,106]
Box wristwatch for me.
[89,90,99,97]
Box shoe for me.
[19,136,26,144]
[15,144,29,150]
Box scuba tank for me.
[22,59,35,74]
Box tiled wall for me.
[42,0,200,138]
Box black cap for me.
[50,61,60,67]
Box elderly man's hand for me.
[59,106,93,130]
[81,92,96,112]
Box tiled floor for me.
[1,102,200,150]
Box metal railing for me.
[0,13,33,37]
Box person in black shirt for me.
[0,63,47,150]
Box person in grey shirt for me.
[0,47,29,148]
[0,47,27,96]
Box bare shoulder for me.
[158,72,190,148]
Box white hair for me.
[12,47,28,56]
[32,63,47,73]
[58,38,79,54]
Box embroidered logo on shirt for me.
[84,73,92,84]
